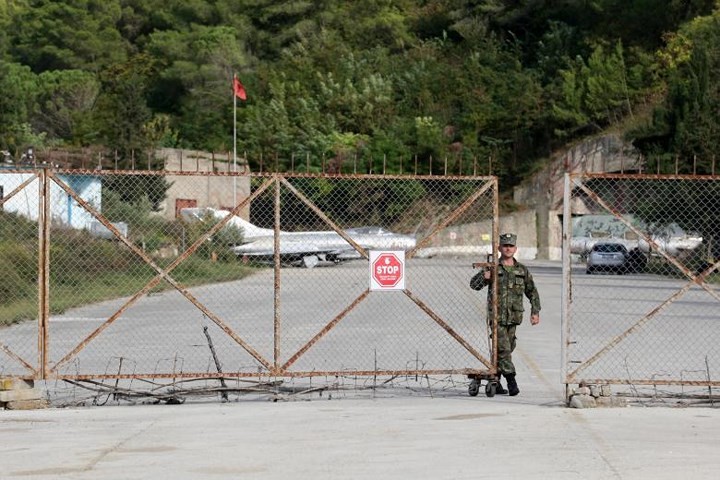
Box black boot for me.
[505,373,519,396]
[495,378,507,395]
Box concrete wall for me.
[417,209,538,261]
[156,148,251,220]
[512,134,642,260]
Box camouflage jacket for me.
[469,259,541,326]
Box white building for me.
[0,168,102,231]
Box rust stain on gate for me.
[48,173,277,374]
[563,172,720,391]
[1,169,499,381]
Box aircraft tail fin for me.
[226,214,275,239]
[179,207,274,240]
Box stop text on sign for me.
[376,264,400,275]
[369,251,406,291]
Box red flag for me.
[233,75,247,101]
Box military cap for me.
[499,233,517,246]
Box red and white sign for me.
[369,251,405,291]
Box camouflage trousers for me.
[496,324,517,375]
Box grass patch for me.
[1,257,256,326]
[0,210,256,327]
[61,258,252,312]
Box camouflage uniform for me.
[470,259,541,375]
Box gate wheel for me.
[468,379,480,397]
[485,382,496,397]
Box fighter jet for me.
[570,233,703,257]
[569,215,703,258]
[180,207,417,268]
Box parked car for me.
[586,242,629,274]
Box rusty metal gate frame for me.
[0,169,43,378]
[3,169,499,381]
[562,172,720,390]
[274,174,499,378]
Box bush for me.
[0,242,36,302]
[180,213,243,261]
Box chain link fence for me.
[563,173,720,398]
[1,168,499,397]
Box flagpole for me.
[233,75,237,207]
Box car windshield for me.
[593,244,626,253]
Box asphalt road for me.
[3,260,720,479]
[1,257,521,380]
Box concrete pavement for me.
[2,260,719,479]
[2,393,720,479]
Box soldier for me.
[470,232,541,396]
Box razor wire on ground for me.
[563,173,720,402]
[42,373,483,407]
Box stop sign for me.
[371,252,404,288]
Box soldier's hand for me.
[483,270,491,280]
[530,314,540,325]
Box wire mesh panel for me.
[265,176,497,376]
[42,170,265,379]
[564,173,720,391]
[2,169,498,381]
[0,169,41,377]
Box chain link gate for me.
[562,173,720,400]
[1,168,500,397]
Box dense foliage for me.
[1,0,719,188]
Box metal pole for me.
[273,178,281,371]
[233,81,237,207]
[38,167,50,378]
[561,173,572,403]
[491,177,499,374]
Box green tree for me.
[632,10,720,172]
[0,60,40,155]
[665,12,720,167]
[315,53,396,135]
[323,0,416,52]
[9,0,128,71]
[0,0,29,56]
[553,42,643,136]
[177,0,335,61]
[146,25,250,150]
[34,69,100,144]
[93,55,154,167]
[1,0,714,195]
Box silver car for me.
[586,242,628,274]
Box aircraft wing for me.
[232,237,359,268]
[231,230,416,267]
[181,207,416,268]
